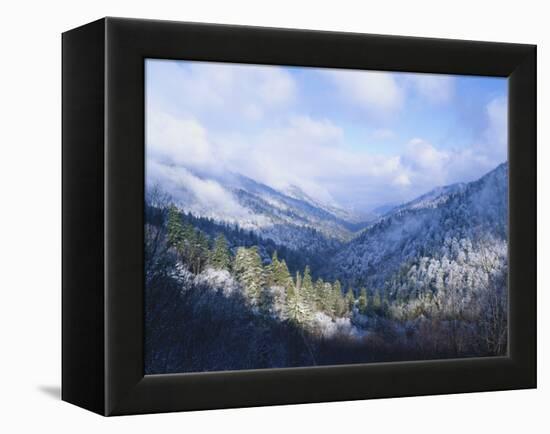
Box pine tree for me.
[286,288,302,324]
[265,251,279,287]
[209,234,231,270]
[188,230,209,274]
[166,205,184,250]
[234,247,265,306]
[333,280,342,295]
[331,280,346,317]
[358,287,368,314]
[318,281,333,314]
[345,287,355,313]
[295,271,302,293]
[286,281,313,326]
[276,259,293,291]
[234,247,248,277]
[265,253,288,320]
[372,290,382,313]
[313,278,325,310]
[301,265,315,306]
[166,206,204,274]
[179,220,197,270]
[181,221,195,249]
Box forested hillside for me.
[145,163,508,373]
[328,162,507,290]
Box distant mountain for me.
[371,203,399,216]
[165,168,371,251]
[283,184,365,224]
[326,162,508,292]
[224,172,366,239]
[390,182,467,214]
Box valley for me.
[144,162,508,374]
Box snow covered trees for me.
[210,234,231,271]
[301,266,315,306]
[267,252,293,291]
[357,288,368,314]
[166,205,184,249]
[166,205,210,274]
[149,167,509,366]
[345,287,355,312]
[234,246,265,306]
[286,285,312,325]
[165,204,351,326]
[163,202,508,359]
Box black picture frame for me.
[62,17,536,416]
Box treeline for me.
[147,202,332,279]
[163,204,375,327]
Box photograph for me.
[0,0,542,429]
[144,59,509,375]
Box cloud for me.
[323,70,455,122]
[146,61,507,213]
[371,128,396,140]
[147,106,506,213]
[405,138,450,171]
[393,173,411,187]
[147,106,503,213]
[223,115,346,204]
[406,74,455,104]
[146,110,217,172]
[208,116,409,209]
[147,159,267,226]
[146,59,296,123]
[396,128,508,197]
[286,115,344,146]
[483,96,508,159]
[324,69,404,118]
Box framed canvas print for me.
[62,17,536,416]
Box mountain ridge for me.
[326,162,508,289]
[159,162,507,283]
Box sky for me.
[145,58,507,214]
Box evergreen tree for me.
[318,281,333,315]
[358,287,368,314]
[265,254,288,320]
[276,259,293,291]
[234,247,248,276]
[209,234,231,270]
[286,289,303,324]
[234,247,265,305]
[265,255,296,320]
[166,205,184,250]
[301,265,315,305]
[372,290,382,314]
[265,251,279,287]
[331,280,346,317]
[333,279,342,295]
[295,271,302,293]
[188,230,209,274]
[313,278,325,310]
[286,281,313,326]
[166,205,206,274]
[176,220,197,270]
[181,221,195,248]
[345,287,355,313]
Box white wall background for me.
[0,0,546,431]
